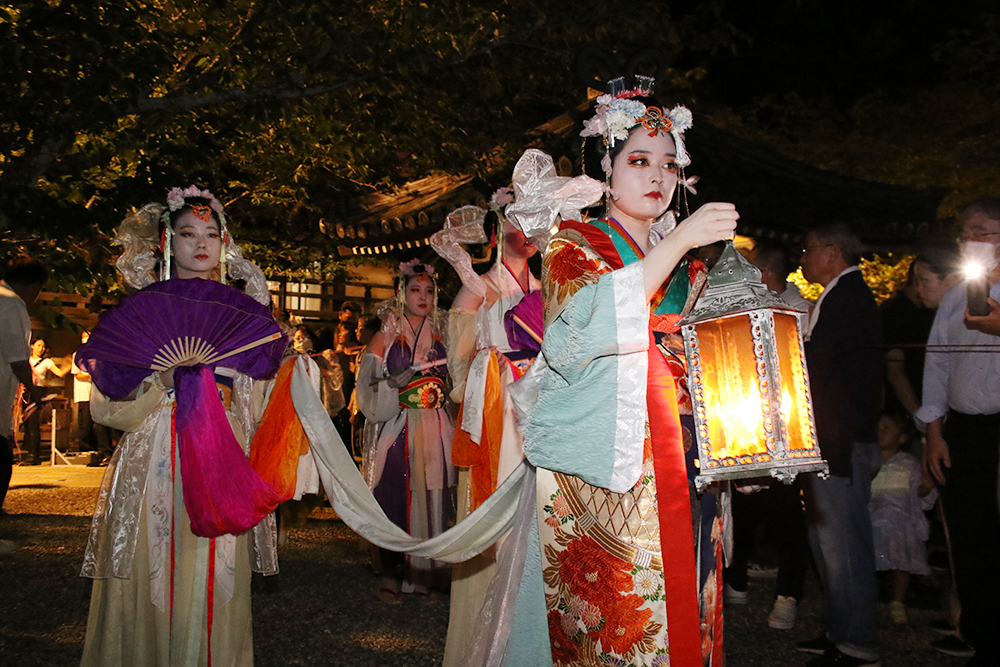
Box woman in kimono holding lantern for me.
[508,77,739,667]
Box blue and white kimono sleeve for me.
[520,260,649,494]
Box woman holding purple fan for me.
[76,187,287,667]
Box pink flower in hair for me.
[490,187,515,208]
[166,185,225,214]
[399,258,435,277]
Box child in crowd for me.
[870,411,937,623]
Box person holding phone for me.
[918,199,1000,666]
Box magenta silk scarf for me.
[174,365,283,537]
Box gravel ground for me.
[0,466,966,666]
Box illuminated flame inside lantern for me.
[689,309,821,483]
[706,380,765,461]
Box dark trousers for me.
[1,435,12,510]
[22,409,40,463]
[75,401,112,456]
[725,479,809,599]
[942,411,1000,662]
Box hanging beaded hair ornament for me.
[580,76,699,217]
[160,185,232,282]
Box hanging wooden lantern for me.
[679,241,828,490]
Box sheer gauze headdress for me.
[431,148,604,288]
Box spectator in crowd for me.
[348,316,382,458]
[319,300,362,353]
[0,258,47,533]
[272,304,294,339]
[355,315,380,350]
[869,411,937,625]
[795,224,883,667]
[338,300,361,343]
[292,325,345,425]
[71,331,113,465]
[919,199,1000,666]
[21,337,70,465]
[882,258,938,419]
[329,323,356,445]
[751,239,813,311]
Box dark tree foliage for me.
[0,0,735,292]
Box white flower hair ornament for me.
[159,186,231,282]
[580,78,695,177]
[490,186,515,209]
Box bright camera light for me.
[964,262,985,280]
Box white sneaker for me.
[747,562,779,579]
[768,595,797,630]
[723,582,748,605]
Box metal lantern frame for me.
[679,241,829,491]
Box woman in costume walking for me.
[355,259,456,602]
[510,76,738,666]
[433,150,603,664]
[77,186,286,667]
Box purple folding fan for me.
[504,289,543,353]
[76,278,287,399]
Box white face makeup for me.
[170,210,222,279]
[607,129,679,225]
[502,219,538,261]
[403,274,435,318]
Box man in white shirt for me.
[0,258,48,516]
[918,199,1000,666]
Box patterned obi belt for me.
[398,375,447,410]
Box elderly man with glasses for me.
[794,223,883,667]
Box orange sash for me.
[451,350,505,511]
